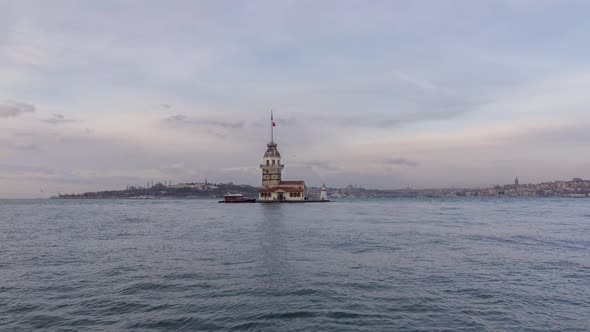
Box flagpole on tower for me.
[271,110,274,143]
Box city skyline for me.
[2,1,590,198]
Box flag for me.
[272,121,276,127]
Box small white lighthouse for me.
[320,184,328,201]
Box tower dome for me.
[263,142,281,158]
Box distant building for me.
[258,112,306,201]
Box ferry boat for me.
[218,193,256,203]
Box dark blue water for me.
[1,198,589,331]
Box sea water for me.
[1,198,589,331]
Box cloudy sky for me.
[1,0,590,198]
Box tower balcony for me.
[260,164,284,168]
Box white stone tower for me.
[260,111,284,188]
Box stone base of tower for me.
[257,199,330,203]
[259,180,306,201]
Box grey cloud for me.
[300,160,340,171]
[314,101,477,129]
[276,117,297,126]
[0,170,144,186]
[294,71,483,129]
[159,162,194,177]
[207,130,227,140]
[12,143,38,151]
[163,114,245,129]
[491,124,590,146]
[383,157,420,167]
[0,139,39,151]
[12,131,39,137]
[0,163,54,175]
[41,113,75,125]
[0,100,36,118]
[520,126,590,143]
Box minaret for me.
[260,111,284,188]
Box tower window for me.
[272,160,275,165]
[266,160,269,166]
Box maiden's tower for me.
[258,112,306,201]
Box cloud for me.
[0,138,39,151]
[383,157,420,167]
[299,160,340,171]
[308,99,478,129]
[158,162,195,177]
[503,123,590,144]
[0,100,36,118]
[12,143,38,150]
[41,113,75,125]
[163,114,245,129]
[275,116,297,126]
[12,131,39,137]
[206,130,227,140]
[0,163,146,187]
[0,163,54,176]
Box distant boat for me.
[218,193,256,203]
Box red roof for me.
[280,180,305,185]
[259,186,304,193]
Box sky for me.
[1,0,590,198]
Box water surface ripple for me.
[1,198,589,331]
